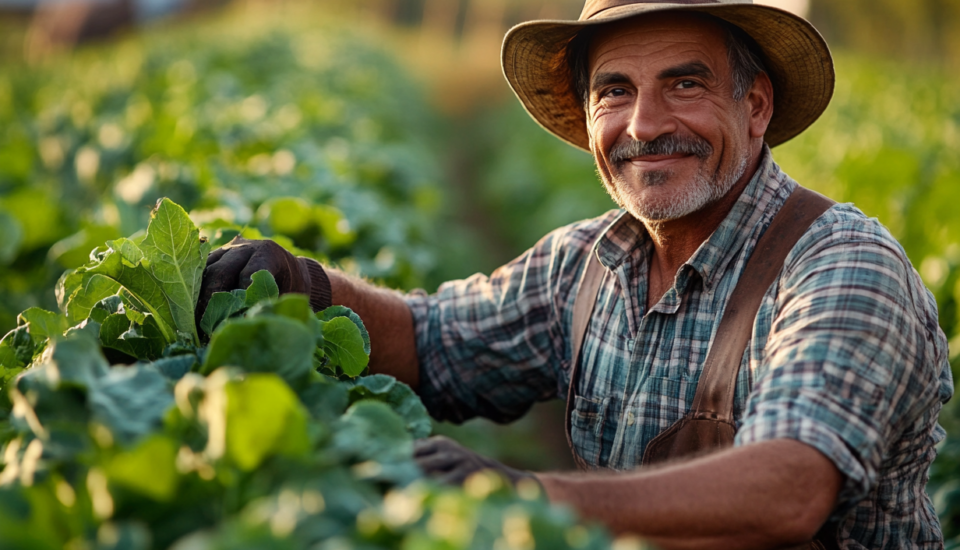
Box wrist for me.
[298,257,332,311]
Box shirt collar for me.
[594,146,796,292]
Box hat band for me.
[581,0,725,21]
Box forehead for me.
[588,13,730,78]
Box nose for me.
[626,88,677,143]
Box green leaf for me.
[297,375,349,423]
[58,271,122,326]
[99,313,165,361]
[0,326,36,369]
[320,317,369,377]
[79,199,209,346]
[87,364,174,444]
[314,204,356,248]
[107,435,179,501]
[202,316,316,384]
[18,309,67,339]
[82,239,178,344]
[318,306,370,355]
[348,375,431,439]
[225,374,309,470]
[151,355,197,381]
[257,197,314,237]
[44,334,110,388]
[245,295,320,341]
[243,269,280,307]
[0,209,23,265]
[200,290,247,336]
[332,400,411,463]
[137,198,210,343]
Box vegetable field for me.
[0,2,958,547]
[0,198,610,549]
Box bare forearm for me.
[536,440,841,550]
[327,269,420,389]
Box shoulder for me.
[788,202,915,279]
[783,200,944,345]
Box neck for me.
[643,148,763,308]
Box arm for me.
[537,439,842,550]
[326,268,420,389]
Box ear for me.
[745,72,774,139]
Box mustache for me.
[609,134,713,164]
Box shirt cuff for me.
[736,400,875,516]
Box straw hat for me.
[502,0,834,151]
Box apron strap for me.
[565,245,607,470]
[564,186,835,467]
[691,187,835,421]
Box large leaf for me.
[77,200,209,346]
[320,317,369,377]
[224,374,309,470]
[138,199,210,343]
[348,374,431,439]
[201,316,316,384]
[107,435,179,501]
[82,238,178,344]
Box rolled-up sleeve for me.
[736,217,950,512]
[404,215,612,424]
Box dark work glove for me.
[196,237,332,325]
[413,436,541,488]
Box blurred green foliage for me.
[0,7,449,335]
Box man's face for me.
[586,13,758,222]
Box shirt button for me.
[626,412,635,426]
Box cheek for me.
[589,115,621,157]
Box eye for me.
[677,80,699,89]
[604,87,628,98]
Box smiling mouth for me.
[626,154,692,167]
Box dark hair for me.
[566,14,770,109]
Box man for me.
[200,1,954,547]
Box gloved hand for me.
[413,436,541,488]
[196,237,332,325]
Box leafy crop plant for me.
[0,198,611,550]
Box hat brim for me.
[502,3,834,151]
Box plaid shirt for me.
[405,148,954,547]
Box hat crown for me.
[580,0,753,21]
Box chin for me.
[605,155,749,223]
[610,177,715,222]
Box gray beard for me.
[603,152,749,222]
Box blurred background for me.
[0,0,958,542]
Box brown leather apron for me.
[565,187,838,549]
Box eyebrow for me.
[590,71,631,92]
[658,61,714,80]
[589,61,715,93]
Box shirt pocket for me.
[570,395,610,469]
